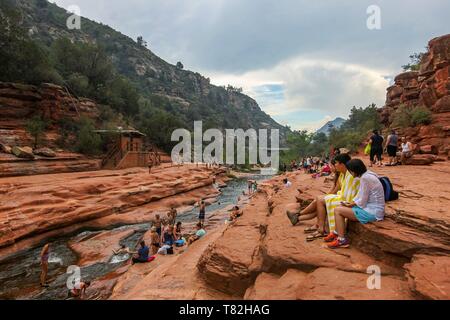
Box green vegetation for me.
[76,117,102,155]
[1,0,288,156]
[402,52,426,72]
[390,104,432,128]
[26,116,47,148]
[280,104,382,165]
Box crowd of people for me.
[37,143,400,298]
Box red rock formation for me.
[194,164,449,300]
[0,164,224,257]
[0,82,99,148]
[380,34,450,157]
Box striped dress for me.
[324,171,360,232]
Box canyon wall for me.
[380,34,450,157]
[0,81,99,148]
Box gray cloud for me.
[51,0,450,129]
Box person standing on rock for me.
[198,200,206,226]
[168,207,177,225]
[40,243,50,287]
[153,214,162,237]
[248,180,254,194]
[368,130,384,167]
[385,130,399,166]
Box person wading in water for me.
[40,243,50,287]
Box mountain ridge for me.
[11,0,288,140]
[316,117,345,135]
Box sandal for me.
[306,230,326,241]
[286,211,299,226]
[304,225,318,234]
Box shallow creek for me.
[0,174,269,299]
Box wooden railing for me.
[101,143,122,168]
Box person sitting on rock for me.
[287,154,360,243]
[131,241,150,264]
[287,158,341,230]
[187,223,207,245]
[150,227,161,255]
[283,178,292,188]
[162,225,176,246]
[400,137,413,165]
[328,159,385,248]
[174,221,183,240]
[229,206,242,221]
[112,244,132,256]
[68,281,91,300]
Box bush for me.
[26,115,47,148]
[390,104,432,128]
[76,117,101,155]
[411,106,432,126]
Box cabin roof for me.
[93,129,146,137]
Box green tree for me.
[402,52,425,71]
[76,117,101,155]
[0,2,59,84]
[26,115,47,148]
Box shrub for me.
[390,104,432,128]
[410,106,432,126]
[26,115,47,148]
[76,117,101,155]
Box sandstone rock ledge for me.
[196,162,450,300]
[0,164,224,260]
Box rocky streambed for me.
[0,167,270,300]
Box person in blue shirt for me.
[131,241,149,264]
[162,225,176,246]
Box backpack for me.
[378,176,399,201]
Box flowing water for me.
[0,173,271,300]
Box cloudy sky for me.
[51,0,449,131]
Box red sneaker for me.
[327,238,350,249]
[323,232,338,243]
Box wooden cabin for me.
[94,128,159,169]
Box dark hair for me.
[140,241,146,247]
[196,222,202,228]
[373,129,379,135]
[334,153,351,165]
[345,159,367,177]
[391,129,396,134]
[85,281,91,286]
[234,206,239,210]
[283,178,288,183]
[176,221,182,226]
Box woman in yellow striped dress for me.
[323,170,360,233]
